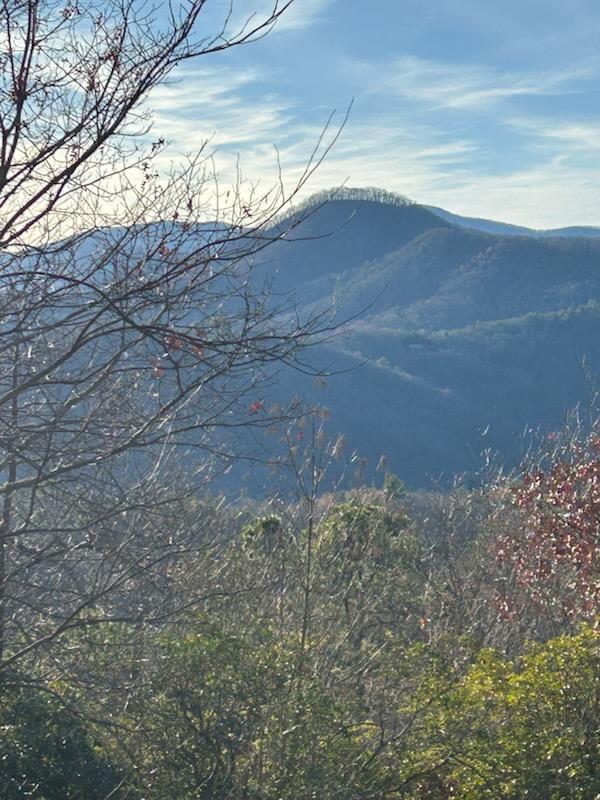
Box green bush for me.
[0,679,123,800]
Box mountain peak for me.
[280,186,415,221]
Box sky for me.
[148,0,600,229]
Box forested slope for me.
[255,190,600,487]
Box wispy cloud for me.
[425,158,600,229]
[146,65,480,201]
[212,0,334,37]
[147,66,294,153]
[509,117,600,152]
[346,55,597,111]
[263,0,335,32]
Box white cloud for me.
[509,117,600,152]
[146,66,294,153]
[147,76,479,199]
[264,0,334,32]
[206,0,334,38]
[346,55,597,111]
[425,159,600,229]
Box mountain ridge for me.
[25,188,599,490]
[426,204,600,239]
[252,189,600,489]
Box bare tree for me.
[0,0,339,672]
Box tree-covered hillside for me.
[256,189,600,488]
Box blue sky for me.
[149,0,600,228]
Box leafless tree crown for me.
[0,0,338,671]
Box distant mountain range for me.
[40,188,598,492]
[425,205,600,239]
[245,188,600,490]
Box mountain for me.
[426,205,600,239]
[260,190,450,297]
[250,189,600,489]
[29,189,599,492]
